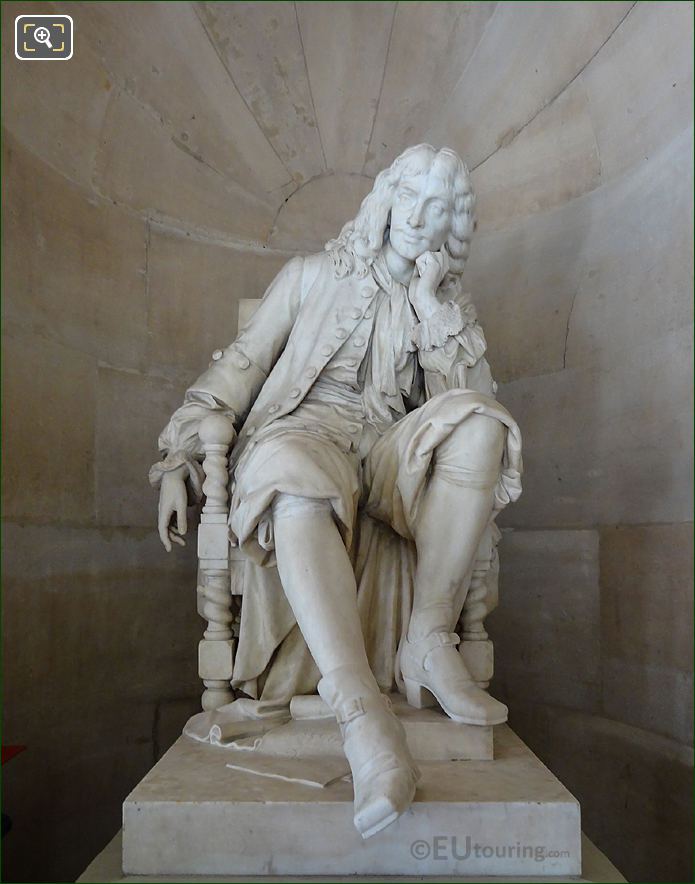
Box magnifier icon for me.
[34,26,53,49]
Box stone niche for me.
[2,2,692,883]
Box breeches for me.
[229,388,522,567]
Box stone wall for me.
[453,4,694,882]
[2,3,293,880]
[2,2,692,882]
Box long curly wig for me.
[325,144,475,282]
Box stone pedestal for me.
[122,725,582,878]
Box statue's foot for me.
[318,667,420,839]
[353,761,418,839]
[402,632,508,726]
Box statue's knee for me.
[463,414,505,453]
[436,414,505,472]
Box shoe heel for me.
[404,678,436,709]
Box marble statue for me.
[150,144,523,840]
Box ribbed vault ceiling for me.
[10,0,688,253]
[58,2,634,211]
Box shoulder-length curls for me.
[325,144,475,282]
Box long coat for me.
[157,250,496,468]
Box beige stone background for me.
[2,1,692,881]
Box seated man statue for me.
[150,144,522,839]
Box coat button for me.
[246,426,256,436]
[364,309,373,319]
[268,404,280,414]
[289,387,301,398]
[237,355,250,370]
[320,344,333,357]
[306,367,317,378]
[361,285,374,298]
[346,358,358,368]
[351,308,362,319]
[347,423,361,435]
[212,349,223,361]
[335,328,347,339]
[353,336,365,347]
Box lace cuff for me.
[149,451,205,500]
[411,300,464,351]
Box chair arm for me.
[198,414,236,511]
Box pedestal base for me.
[81,831,626,883]
[123,726,583,878]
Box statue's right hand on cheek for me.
[158,465,189,551]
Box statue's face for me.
[388,166,453,261]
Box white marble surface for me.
[122,727,581,878]
[182,693,492,776]
[224,753,349,789]
[82,830,626,883]
[245,694,493,762]
[153,144,522,839]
